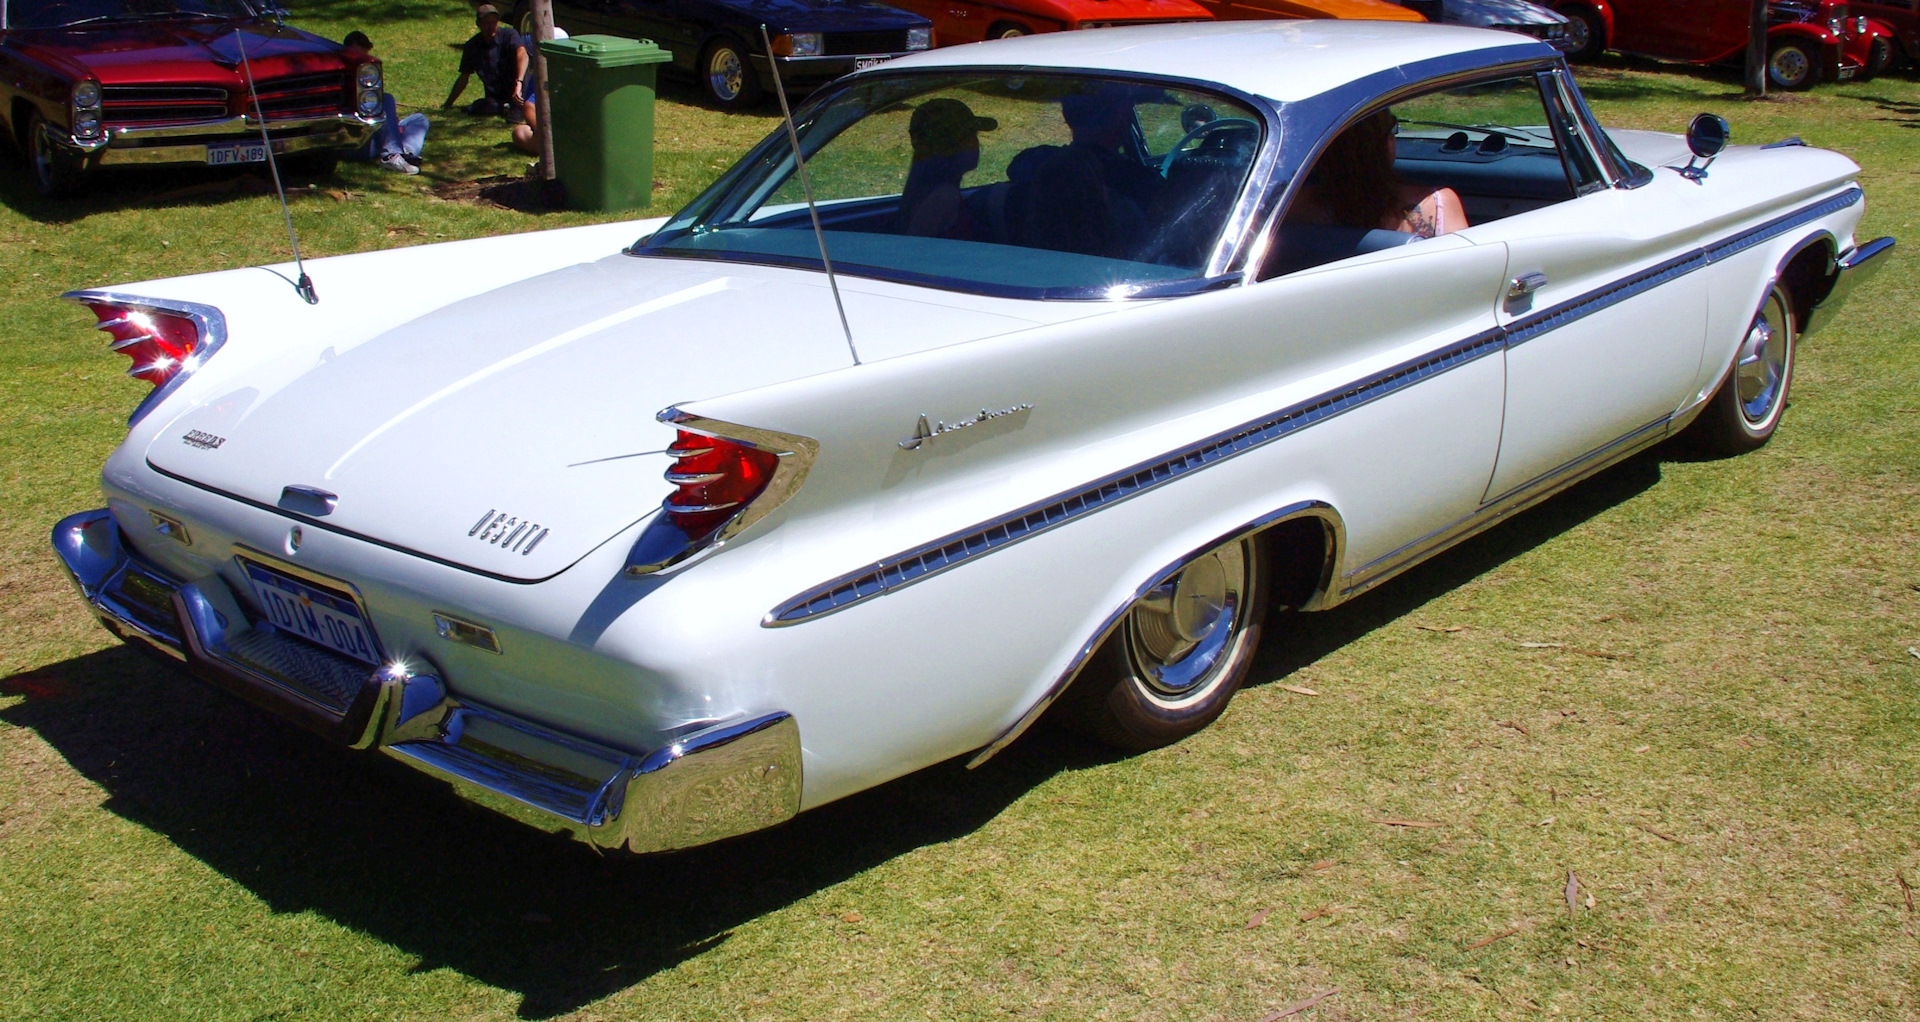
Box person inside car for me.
[898,98,998,240]
[1295,109,1466,238]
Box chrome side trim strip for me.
[769,187,1865,627]
[966,500,1343,769]
[765,329,1503,626]
[1340,414,1671,599]
[1504,187,1863,350]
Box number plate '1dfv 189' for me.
[239,558,382,665]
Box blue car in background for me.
[514,0,932,107]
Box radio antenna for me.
[234,26,318,305]
[758,24,858,364]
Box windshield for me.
[637,72,1268,300]
[8,0,254,28]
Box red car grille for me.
[102,85,230,126]
[244,70,349,119]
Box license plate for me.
[241,559,382,665]
[206,142,270,166]
[854,56,889,70]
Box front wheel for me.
[1055,534,1269,751]
[26,111,87,199]
[1768,40,1822,90]
[1864,35,1894,80]
[1562,6,1607,62]
[701,37,763,109]
[988,21,1031,40]
[1684,283,1796,456]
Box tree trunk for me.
[1745,0,1768,97]
[530,0,558,191]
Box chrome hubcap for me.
[1125,541,1249,701]
[1565,18,1589,51]
[708,48,743,101]
[1736,292,1790,426]
[30,126,54,186]
[1771,48,1809,85]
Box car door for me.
[1430,72,1706,501]
[1610,0,1731,57]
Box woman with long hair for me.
[1300,110,1465,238]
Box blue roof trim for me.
[764,187,1862,626]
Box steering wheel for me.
[1158,116,1260,177]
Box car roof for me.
[872,21,1555,103]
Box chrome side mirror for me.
[1680,112,1729,181]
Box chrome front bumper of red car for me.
[57,113,379,167]
[50,508,803,855]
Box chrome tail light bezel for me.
[625,408,818,576]
[65,289,227,428]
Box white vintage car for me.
[52,21,1891,854]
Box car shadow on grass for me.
[1,640,1124,1018]
[1,445,1673,1018]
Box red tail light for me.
[84,302,202,387]
[662,429,781,536]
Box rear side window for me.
[1263,72,1605,279]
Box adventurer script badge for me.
[898,404,1033,451]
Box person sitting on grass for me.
[511,26,567,156]
[443,4,527,121]
[343,31,428,175]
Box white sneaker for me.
[379,151,420,175]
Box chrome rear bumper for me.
[51,508,802,854]
[1804,236,1895,337]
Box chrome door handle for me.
[1507,272,1548,300]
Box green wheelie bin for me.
[537,34,672,211]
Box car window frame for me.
[633,65,1289,300]
[1252,56,1611,283]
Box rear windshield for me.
[637,71,1268,300]
[8,0,254,28]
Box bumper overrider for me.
[55,113,379,167]
[50,509,803,854]
[1805,236,1895,336]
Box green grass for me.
[3,14,1919,1020]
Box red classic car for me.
[884,0,1212,45]
[1853,0,1916,71]
[2,0,382,197]
[1549,0,1867,88]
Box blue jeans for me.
[362,92,429,159]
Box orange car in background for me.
[890,0,1213,44]
[1192,0,1424,21]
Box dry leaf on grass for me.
[1538,817,1556,827]
[1564,872,1581,915]
[1585,892,1597,910]
[1255,988,1339,1021]
[1519,641,1565,649]
[1633,745,1651,753]
[1630,821,1684,844]
[1371,818,1447,828]
[841,912,863,923]
[1498,719,1531,736]
[1279,685,1320,696]
[1898,873,1915,915]
[1909,647,1920,662]
[1310,859,1336,871]
[1298,904,1335,922]
[1465,926,1520,949]
[1245,907,1274,929]
[1413,625,1470,632]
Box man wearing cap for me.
[899,98,997,240]
[444,4,528,118]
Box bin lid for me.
[539,34,672,67]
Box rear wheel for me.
[1562,6,1607,62]
[1685,283,1796,456]
[1056,534,1268,751]
[1768,40,1822,90]
[701,37,763,109]
[988,21,1031,39]
[26,111,86,198]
